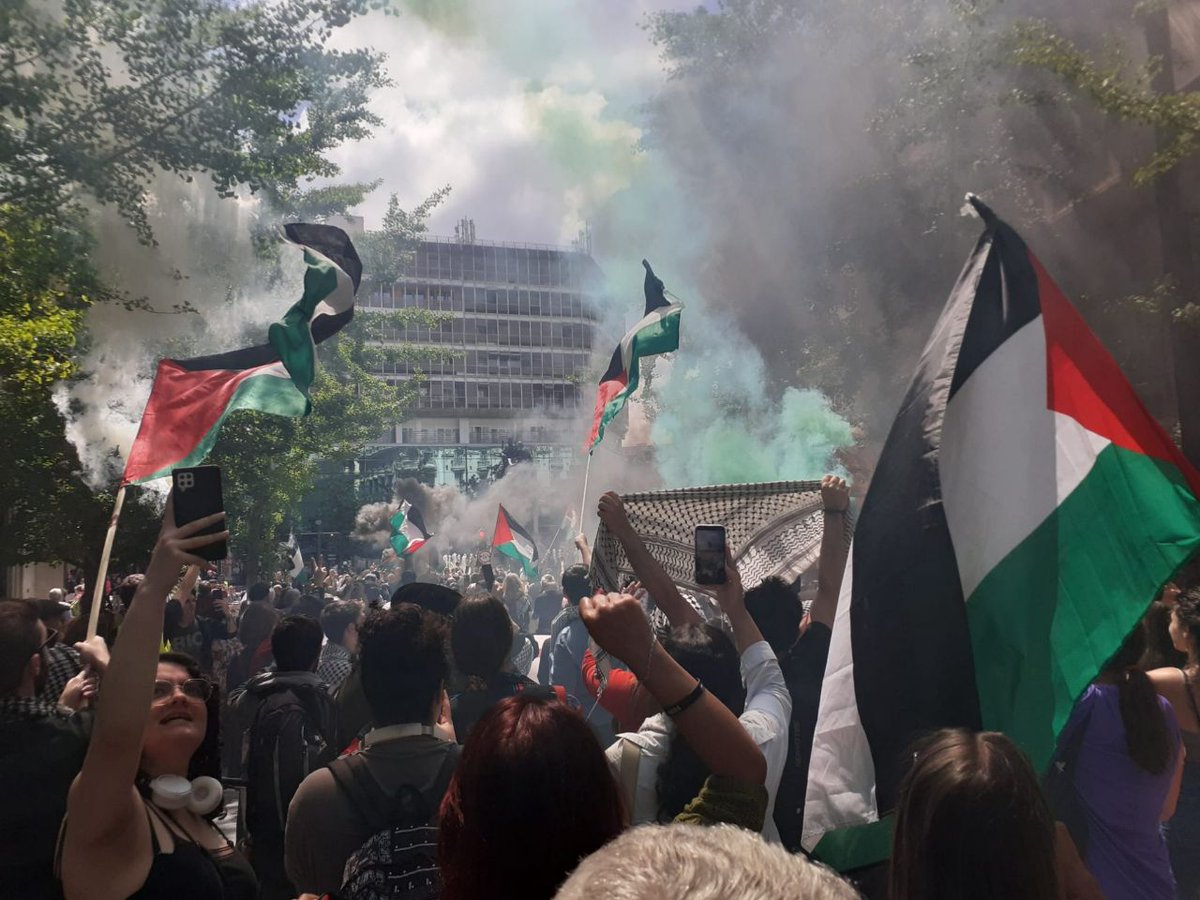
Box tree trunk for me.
[1146,10,1200,467]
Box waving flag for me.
[284,532,305,579]
[122,224,361,484]
[801,196,1200,869]
[391,501,433,555]
[585,260,683,452]
[492,505,539,577]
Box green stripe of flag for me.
[593,305,682,448]
[967,442,1200,771]
[267,249,340,409]
[131,370,307,483]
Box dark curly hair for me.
[360,603,449,726]
[135,652,223,818]
[655,623,746,821]
[1174,587,1200,658]
[451,594,514,682]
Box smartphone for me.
[694,524,727,586]
[171,465,228,562]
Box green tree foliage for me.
[1008,19,1200,185]
[643,0,1198,439]
[0,0,406,586]
[0,0,393,241]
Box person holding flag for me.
[83,224,362,640]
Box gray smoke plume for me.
[56,175,300,488]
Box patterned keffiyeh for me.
[0,695,75,721]
[589,480,855,631]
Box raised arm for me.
[713,548,765,655]
[597,491,702,629]
[581,590,766,786]
[573,532,593,569]
[65,499,227,851]
[810,475,851,629]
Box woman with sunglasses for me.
[60,498,257,900]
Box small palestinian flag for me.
[122,224,361,484]
[801,196,1200,869]
[284,532,305,580]
[492,505,539,577]
[391,501,432,555]
[584,260,682,452]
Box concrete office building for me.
[358,223,603,491]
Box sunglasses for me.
[152,678,213,702]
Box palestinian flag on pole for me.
[283,532,308,584]
[584,260,682,452]
[121,224,362,484]
[492,505,539,577]
[391,501,433,555]
[801,196,1200,869]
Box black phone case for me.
[172,465,228,562]
[694,526,728,586]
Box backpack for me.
[245,685,337,840]
[333,748,460,900]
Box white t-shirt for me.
[605,639,792,842]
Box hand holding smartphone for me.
[171,466,228,562]
[695,524,727,586]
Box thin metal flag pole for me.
[87,483,128,640]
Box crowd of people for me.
[2,475,1199,898]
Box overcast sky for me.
[326,0,697,247]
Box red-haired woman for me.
[438,694,622,900]
[438,588,770,900]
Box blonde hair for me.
[554,824,857,900]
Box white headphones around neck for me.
[149,774,224,815]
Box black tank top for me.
[127,803,257,900]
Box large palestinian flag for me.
[801,196,1200,869]
[584,260,682,452]
[492,505,539,577]
[391,501,433,555]
[122,224,361,484]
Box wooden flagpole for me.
[87,483,127,640]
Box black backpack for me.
[333,748,459,900]
[245,686,336,839]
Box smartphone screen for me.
[694,524,727,586]
[172,465,228,562]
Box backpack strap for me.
[330,745,461,832]
[426,745,460,815]
[328,753,393,834]
[618,737,641,818]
